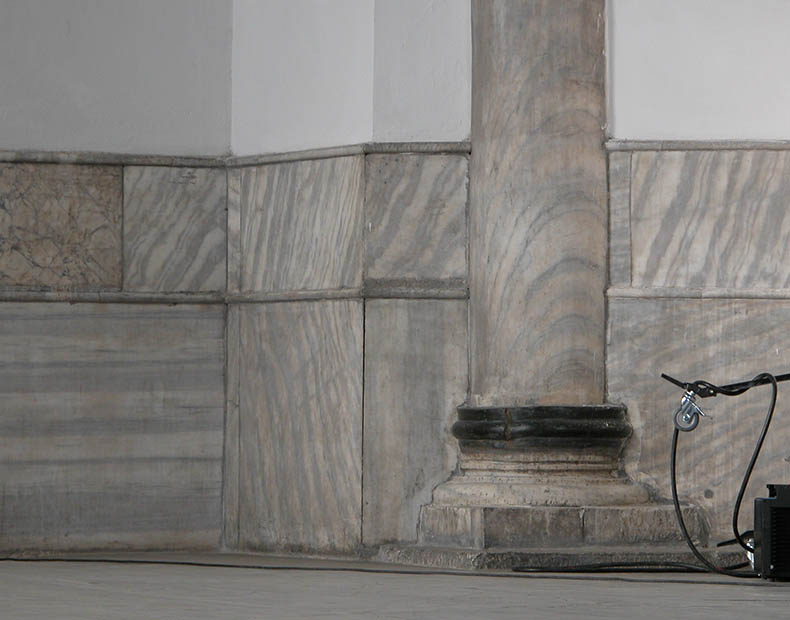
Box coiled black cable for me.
[515,371,780,578]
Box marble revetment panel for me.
[0,164,122,290]
[0,303,225,549]
[238,300,363,552]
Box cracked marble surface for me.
[0,163,122,290]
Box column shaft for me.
[469,0,607,406]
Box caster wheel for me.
[674,408,699,432]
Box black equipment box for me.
[754,484,790,580]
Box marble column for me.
[469,0,607,407]
[397,2,709,565]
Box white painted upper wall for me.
[373,0,471,142]
[609,0,790,140]
[231,0,374,156]
[0,0,232,155]
[0,0,470,155]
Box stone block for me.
[583,505,707,545]
[0,303,224,550]
[238,300,363,552]
[418,505,483,549]
[362,299,466,545]
[364,154,467,283]
[123,166,226,292]
[239,156,364,293]
[482,507,584,548]
[630,150,790,288]
[0,163,121,290]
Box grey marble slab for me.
[124,167,226,292]
[226,168,241,293]
[630,151,790,289]
[608,152,631,286]
[239,157,364,293]
[607,297,790,540]
[223,305,240,550]
[0,163,122,290]
[362,299,467,545]
[0,303,224,550]
[469,0,607,405]
[238,300,363,552]
[365,154,467,282]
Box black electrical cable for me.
[671,427,756,578]
[514,371,781,578]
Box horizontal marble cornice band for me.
[362,278,468,300]
[0,142,471,169]
[606,140,790,152]
[452,404,631,448]
[0,285,468,304]
[608,287,790,300]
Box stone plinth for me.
[402,404,707,566]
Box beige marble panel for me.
[362,299,467,545]
[469,0,607,405]
[365,154,467,282]
[0,163,121,290]
[239,156,363,293]
[239,300,363,552]
[0,303,225,550]
[608,297,790,539]
[631,151,790,289]
[124,167,226,292]
[608,152,631,286]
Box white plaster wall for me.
[0,0,232,155]
[372,0,471,142]
[609,0,790,140]
[231,0,374,156]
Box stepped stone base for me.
[377,544,745,571]
[418,503,708,549]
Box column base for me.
[396,403,710,567]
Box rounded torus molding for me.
[452,404,631,452]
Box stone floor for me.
[0,553,788,619]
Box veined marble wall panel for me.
[608,152,631,286]
[123,167,226,292]
[227,168,242,293]
[0,303,224,550]
[630,151,790,289]
[365,154,468,283]
[239,157,363,293]
[469,0,607,405]
[608,297,790,539]
[223,304,240,549]
[238,300,363,552]
[362,299,467,545]
[0,164,121,290]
